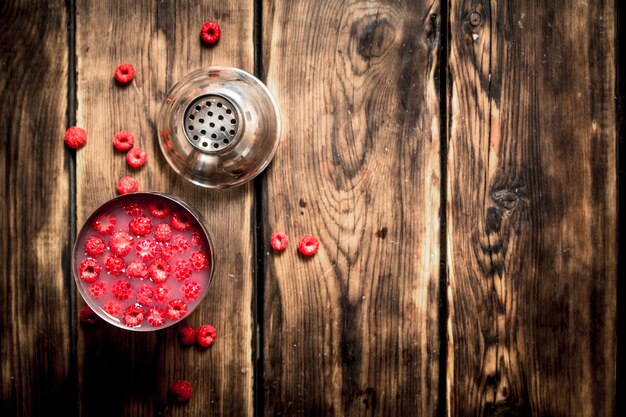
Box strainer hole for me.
[193,135,198,140]
[189,114,195,120]
[189,125,194,130]
[200,129,206,135]
[217,102,223,108]
[223,139,229,144]
[218,115,224,120]
[199,118,204,123]
[220,126,226,132]
[229,129,235,135]
[209,122,215,128]
[205,101,211,106]
[202,142,208,147]
[226,109,232,114]
[211,133,217,139]
[195,105,201,111]
[213,143,219,148]
[231,119,236,124]
[208,111,213,116]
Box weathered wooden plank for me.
[447,1,617,415]
[0,0,73,415]
[262,0,442,415]
[75,1,254,415]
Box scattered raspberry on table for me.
[179,325,196,345]
[115,63,135,84]
[79,305,98,326]
[196,324,217,348]
[297,234,319,257]
[113,130,135,151]
[126,147,147,168]
[270,230,288,251]
[117,176,139,195]
[200,21,221,45]
[170,380,193,402]
[64,126,87,149]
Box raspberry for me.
[159,244,175,260]
[129,216,152,236]
[196,324,217,348]
[117,176,139,195]
[113,130,135,151]
[64,126,87,149]
[124,201,144,216]
[126,260,149,279]
[109,231,133,256]
[171,235,189,254]
[270,230,288,251]
[92,214,116,234]
[179,325,196,345]
[191,231,204,248]
[85,235,106,257]
[181,281,201,301]
[103,299,122,316]
[200,21,221,45]
[149,258,170,283]
[123,304,144,327]
[104,255,125,275]
[189,251,209,271]
[170,380,192,402]
[166,299,187,320]
[153,223,172,242]
[146,306,165,327]
[148,201,170,218]
[126,148,147,168]
[297,234,319,257]
[79,305,97,326]
[170,211,192,231]
[115,63,135,84]
[174,259,192,282]
[79,258,101,283]
[135,239,157,261]
[89,281,107,298]
[136,284,154,306]
[154,283,172,303]
[112,279,133,300]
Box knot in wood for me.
[469,11,483,27]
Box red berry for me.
[85,235,106,257]
[109,231,133,256]
[166,299,187,320]
[196,324,217,348]
[148,201,170,218]
[123,304,144,327]
[149,258,171,283]
[124,201,144,216]
[154,283,172,303]
[126,148,147,168]
[171,235,189,254]
[115,63,135,84]
[191,231,204,247]
[103,299,122,316]
[179,325,196,345]
[136,284,155,306]
[112,279,133,301]
[92,214,116,234]
[297,234,319,257]
[146,306,166,327]
[200,21,221,45]
[129,216,152,236]
[104,254,125,275]
[189,251,209,271]
[89,281,107,298]
[181,281,202,301]
[113,130,135,151]
[117,176,139,194]
[135,239,157,261]
[270,230,288,251]
[153,223,172,242]
[79,258,101,283]
[159,244,175,260]
[126,260,149,279]
[170,380,192,402]
[170,211,192,231]
[79,305,98,326]
[174,259,192,282]
[64,126,87,149]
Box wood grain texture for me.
[262,0,442,415]
[447,1,617,416]
[0,0,73,415]
[75,1,254,415]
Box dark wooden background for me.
[0,0,619,416]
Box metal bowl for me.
[157,66,281,188]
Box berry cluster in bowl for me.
[74,192,214,330]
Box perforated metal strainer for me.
[157,67,281,188]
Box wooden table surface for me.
[0,0,619,416]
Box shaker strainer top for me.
[157,66,281,189]
[183,94,241,152]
